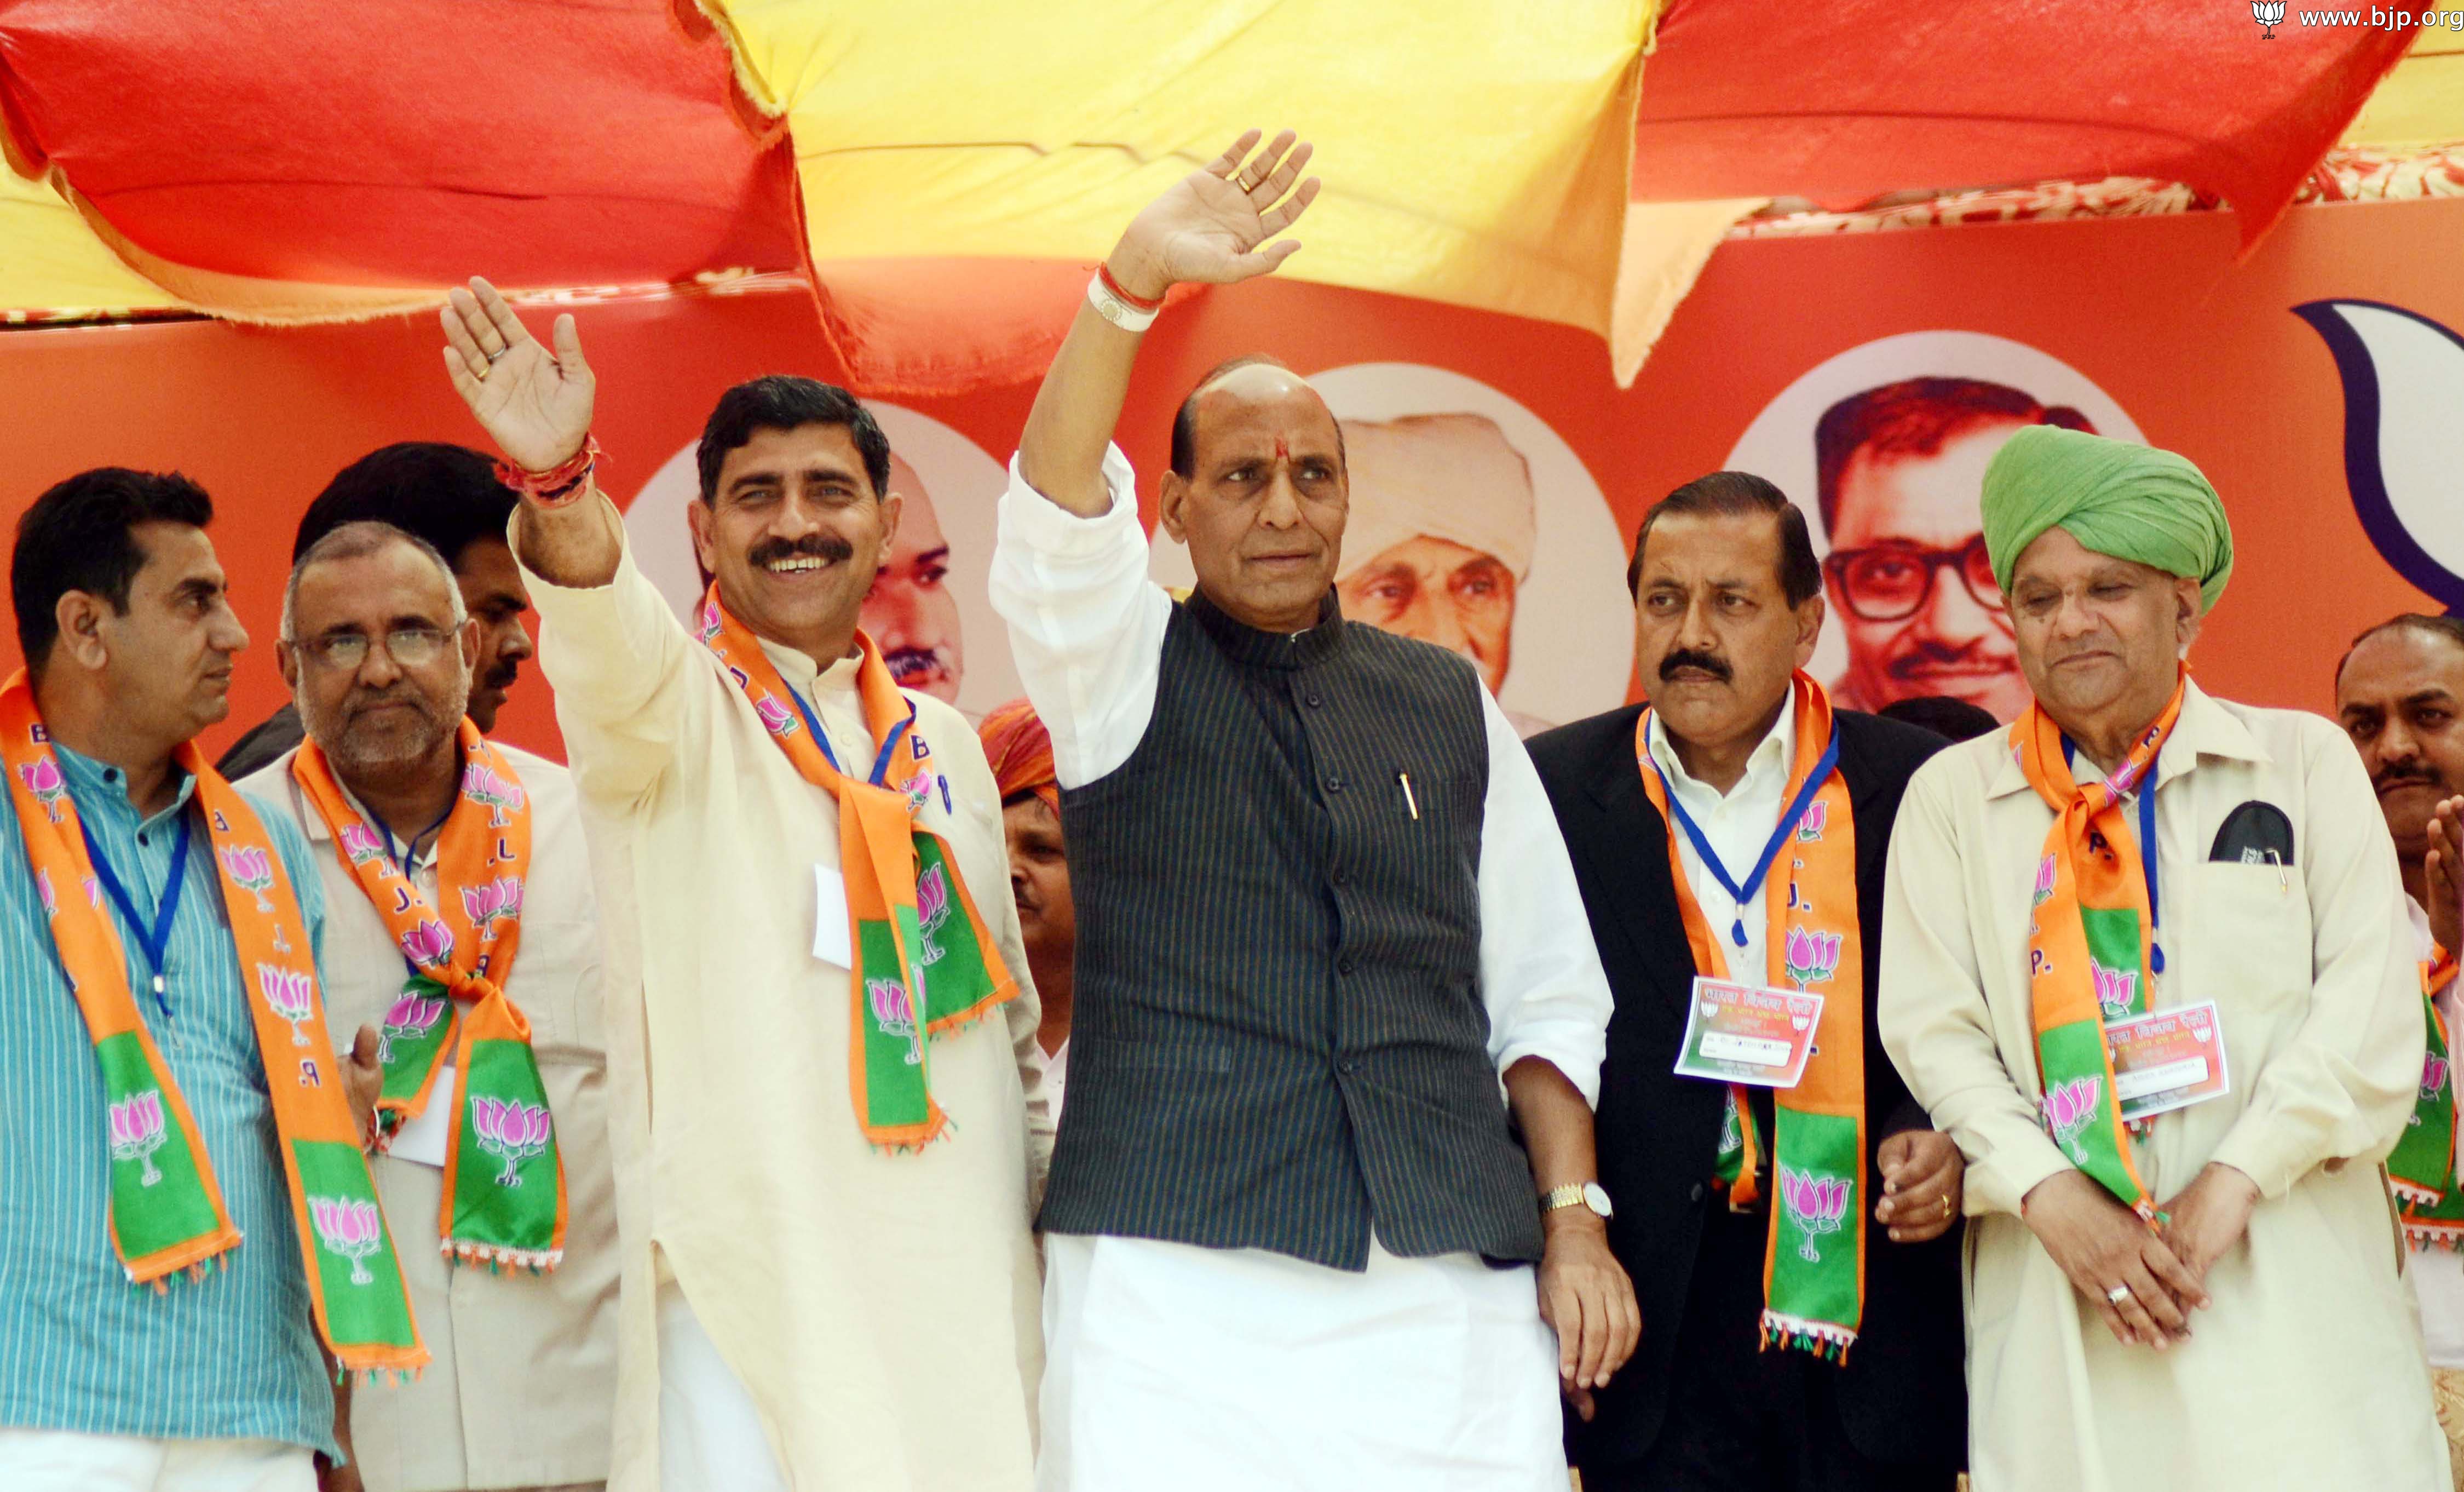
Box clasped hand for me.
[1537,1210,1639,1424]
[2023,1162,2256,1350]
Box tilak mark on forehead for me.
[1275,435,1289,462]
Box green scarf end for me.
[441,1239,561,1275]
[1760,1311,1856,1365]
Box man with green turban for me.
[1878,427,2444,1489]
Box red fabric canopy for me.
[0,0,802,291]
[1631,0,2419,239]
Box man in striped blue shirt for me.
[0,469,370,1492]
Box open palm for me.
[440,277,595,473]
[1113,130,1321,296]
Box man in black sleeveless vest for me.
[990,130,1636,1492]
[1526,474,1967,1491]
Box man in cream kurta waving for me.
[437,280,1050,1492]
[1878,426,2444,1489]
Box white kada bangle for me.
[1087,272,1160,332]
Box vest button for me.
[1689,1182,1707,1204]
[1333,869,1349,887]
[1337,959,1355,976]
[1337,1059,1361,1076]
[1306,693,1323,708]
[1326,776,1346,793]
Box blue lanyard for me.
[784,681,916,788]
[1649,721,1841,950]
[362,800,452,878]
[2066,737,2166,975]
[79,807,194,1023]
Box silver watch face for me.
[1583,1181,1613,1219]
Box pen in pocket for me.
[1397,771,1419,821]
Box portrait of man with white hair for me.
[1333,412,1551,734]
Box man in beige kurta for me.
[437,278,1050,1492]
[242,520,617,1492]
[1878,425,2444,1490]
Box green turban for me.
[1979,425,2234,612]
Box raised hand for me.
[1106,129,1321,301]
[440,277,595,474]
[2428,795,2464,960]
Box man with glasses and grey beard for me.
[1815,378,2095,722]
[240,521,619,1492]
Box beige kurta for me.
[1879,680,2445,1491]
[240,744,619,1492]
[519,527,1050,1492]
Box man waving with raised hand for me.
[440,279,1050,1492]
[993,129,1633,1492]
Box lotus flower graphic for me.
[308,1195,384,1285]
[399,917,455,968]
[698,600,723,642]
[107,1090,169,1186]
[2090,960,2140,1019]
[2033,854,2057,908]
[220,845,277,913]
[901,770,935,814]
[378,989,448,1064]
[2427,1052,2452,1104]
[337,822,387,865]
[34,868,54,919]
[2294,300,2464,612]
[2253,0,2285,36]
[471,1095,552,1186]
[866,977,923,1064]
[2042,1075,2105,1160]
[1794,799,1827,843]
[18,756,66,819]
[257,963,315,1046]
[1783,926,1842,988]
[460,764,526,828]
[461,875,524,938]
[1716,1096,1743,1158]
[1778,1166,1850,1261]
[754,696,797,737]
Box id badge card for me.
[2104,999,2231,1122]
[390,1065,457,1169]
[1673,977,1824,1089]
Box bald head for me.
[1158,354,1349,634]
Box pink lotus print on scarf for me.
[753,696,797,737]
[1783,927,1842,988]
[459,762,526,828]
[698,599,723,644]
[337,822,387,866]
[2427,1053,2453,1105]
[108,1089,168,1186]
[867,977,924,1064]
[471,1096,552,1186]
[2089,960,2139,1019]
[460,876,524,939]
[1794,799,1828,843]
[18,757,66,820]
[220,844,277,913]
[257,962,315,1046]
[901,770,935,815]
[309,1196,384,1284]
[2042,1075,2105,1162]
[2033,854,2057,908]
[1777,1166,1850,1261]
[915,862,953,970]
[378,989,447,1064]
[35,868,54,919]
[399,917,455,968]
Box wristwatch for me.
[1541,1181,1614,1220]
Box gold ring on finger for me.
[1941,1195,1954,1220]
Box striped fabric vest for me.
[1043,590,1544,1269]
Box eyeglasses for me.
[1822,536,2004,623]
[292,627,452,672]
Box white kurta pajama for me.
[1879,682,2447,1490]
[517,525,1052,1492]
[991,446,1614,1492]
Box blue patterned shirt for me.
[0,742,336,1455]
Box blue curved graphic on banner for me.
[2292,299,2464,615]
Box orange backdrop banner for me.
[2,195,2457,760]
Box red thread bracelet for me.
[494,435,602,509]
[1096,262,1164,313]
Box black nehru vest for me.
[1040,589,1545,1269]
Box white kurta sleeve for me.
[986,445,1173,789]
[2208,720,2425,1200]
[1476,688,1613,1106]
[1880,756,2076,1218]
[514,518,697,807]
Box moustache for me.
[2375,762,2447,794]
[881,644,955,685]
[476,657,520,693]
[1887,638,2004,679]
[1659,649,1732,684]
[747,533,855,570]
[344,685,440,724]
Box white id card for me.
[813,864,853,969]
[390,1065,457,1168]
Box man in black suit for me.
[1528,471,1967,1491]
